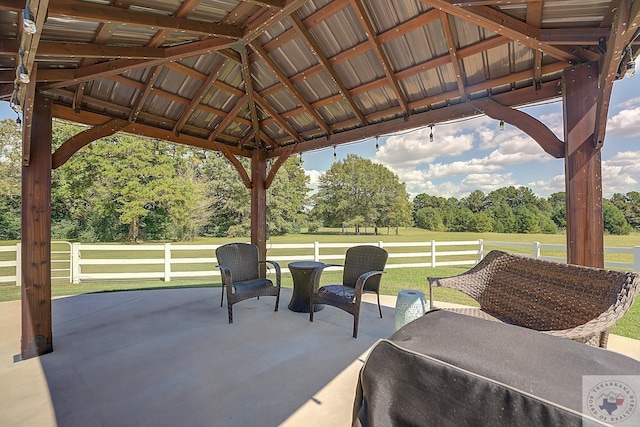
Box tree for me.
[603,201,632,235]
[313,155,411,234]
[414,207,443,231]
[462,190,486,213]
[0,119,22,239]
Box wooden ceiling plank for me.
[351,0,409,113]
[50,0,241,39]
[290,14,367,125]
[173,59,227,134]
[440,12,467,100]
[539,28,612,45]
[252,42,331,134]
[29,41,166,59]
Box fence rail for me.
[1,240,639,285]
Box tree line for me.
[1,118,638,241]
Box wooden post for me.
[251,150,267,276]
[563,62,604,268]
[21,91,53,359]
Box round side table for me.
[288,261,325,313]
[395,290,428,330]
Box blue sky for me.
[2,61,638,201]
[302,61,640,200]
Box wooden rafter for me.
[41,38,236,90]
[0,39,166,60]
[207,95,249,142]
[253,93,302,143]
[241,46,262,147]
[147,0,203,48]
[251,43,331,135]
[129,66,162,122]
[46,0,241,39]
[526,1,543,90]
[242,0,312,42]
[419,0,593,63]
[173,60,228,134]
[351,0,409,114]
[594,0,634,148]
[439,11,467,100]
[218,144,252,188]
[289,14,367,125]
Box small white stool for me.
[395,290,428,330]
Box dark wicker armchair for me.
[309,245,388,338]
[428,250,640,348]
[215,243,281,323]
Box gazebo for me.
[1,0,638,360]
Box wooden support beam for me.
[265,144,295,189]
[52,119,130,169]
[0,39,166,59]
[250,150,268,276]
[241,47,262,147]
[470,98,564,158]
[440,12,467,100]
[254,93,302,143]
[207,95,249,142]
[563,62,603,268]
[129,66,162,122]
[21,90,53,359]
[526,1,543,90]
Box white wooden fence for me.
[1,240,639,285]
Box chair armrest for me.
[260,260,282,287]
[218,265,233,288]
[355,270,385,294]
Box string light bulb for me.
[22,1,37,35]
[624,46,636,78]
[429,125,434,142]
[375,135,379,152]
[499,120,505,131]
[10,97,21,113]
[333,145,337,161]
[18,49,29,84]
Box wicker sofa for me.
[428,250,640,348]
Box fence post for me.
[431,240,436,267]
[533,242,541,259]
[314,241,320,262]
[378,241,383,248]
[634,246,640,272]
[15,243,21,286]
[477,239,484,263]
[164,243,171,282]
[72,243,81,284]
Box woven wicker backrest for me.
[477,250,640,331]
[215,243,260,282]
[342,246,388,291]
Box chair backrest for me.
[477,250,640,331]
[215,243,260,282]
[342,245,388,291]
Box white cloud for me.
[459,173,519,194]
[527,174,565,197]
[606,107,640,138]
[304,169,322,193]
[602,151,640,196]
[376,126,474,168]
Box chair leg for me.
[227,301,233,324]
[376,292,383,318]
[353,314,359,338]
[309,302,314,322]
[274,291,280,312]
[220,284,224,307]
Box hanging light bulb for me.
[499,120,505,131]
[22,2,37,35]
[11,97,21,113]
[429,125,434,142]
[17,49,29,84]
[375,135,379,152]
[16,114,22,125]
[333,145,337,161]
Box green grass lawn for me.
[0,228,638,340]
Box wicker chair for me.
[309,245,388,338]
[428,250,640,348]
[215,243,281,323]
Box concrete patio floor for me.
[1,287,638,427]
